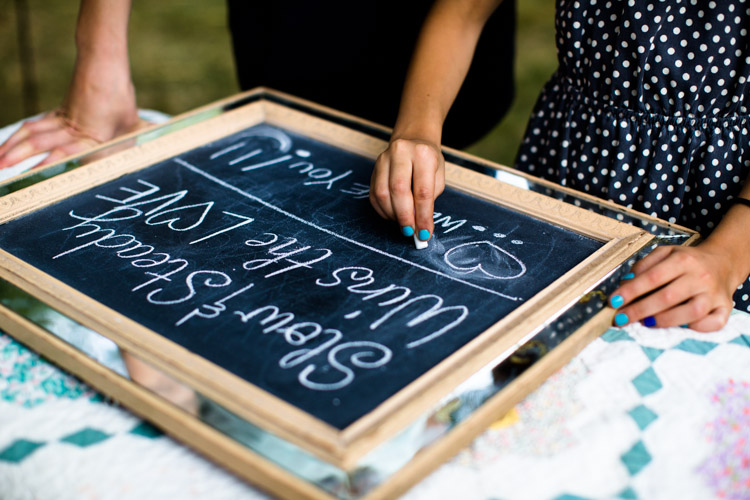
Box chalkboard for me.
[0,98,652,477]
[0,122,602,429]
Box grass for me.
[1,1,556,167]
[0,2,236,124]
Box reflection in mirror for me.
[0,272,588,498]
[121,352,199,415]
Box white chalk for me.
[413,233,428,250]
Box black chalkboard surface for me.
[0,94,661,500]
[0,123,602,429]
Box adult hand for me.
[608,242,739,332]
[0,110,96,170]
[0,62,141,171]
[370,137,445,241]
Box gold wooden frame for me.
[0,90,667,499]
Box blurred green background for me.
[0,0,556,167]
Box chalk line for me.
[210,141,246,160]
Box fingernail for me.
[401,226,414,237]
[643,316,657,327]
[681,324,689,328]
[621,272,635,280]
[614,313,629,326]
[418,229,430,241]
[609,295,624,308]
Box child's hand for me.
[370,137,445,241]
[608,243,739,332]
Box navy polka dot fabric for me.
[516,0,750,312]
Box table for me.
[2,316,748,500]
[1,112,748,500]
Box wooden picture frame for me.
[0,89,672,499]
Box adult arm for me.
[610,180,750,331]
[369,0,504,240]
[0,0,139,170]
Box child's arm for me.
[610,180,750,331]
[369,0,504,240]
[0,0,139,170]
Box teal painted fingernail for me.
[615,313,629,326]
[621,272,635,280]
[610,295,624,308]
[681,324,689,328]
[401,226,414,237]
[418,229,430,241]
[643,316,657,327]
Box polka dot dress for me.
[516,0,750,313]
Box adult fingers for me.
[649,294,728,330]
[629,245,673,274]
[0,114,61,156]
[38,140,95,168]
[388,155,416,232]
[0,127,76,170]
[370,153,394,220]
[610,247,687,307]
[686,305,732,332]
[616,274,695,326]
[412,143,439,240]
[434,159,445,198]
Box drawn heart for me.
[144,202,215,232]
[443,241,526,280]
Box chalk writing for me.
[176,282,256,326]
[433,212,466,233]
[189,212,254,245]
[316,266,470,348]
[242,232,333,278]
[0,121,604,428]
[234,305,392,391]
[340,182,370,200]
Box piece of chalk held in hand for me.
[413,233,428,250]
